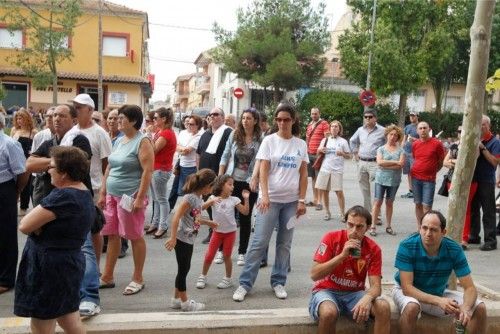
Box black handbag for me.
[437,175,449,197]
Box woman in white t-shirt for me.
[314,120,351,221]
[167,115,203,210]
[232,102,308,302]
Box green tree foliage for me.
[212,0,330,102]
[489,5,500,76]
[298,89,397,136]
[338,0,481,121]
[1,0,82,104]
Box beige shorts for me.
[315,171,343,191]
[392,284,483,319]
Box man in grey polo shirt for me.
[349,109,385,212]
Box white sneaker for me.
[213,251,224,264]
[170,297,181,309]
[232,285,247,302]
[273,284,287,299]
[79,301,101,317]
[217,277,233,289]
[236,254,245,266]
[181,299,205,312]
[196,274,207,289]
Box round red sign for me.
[233,88,244,99]
[359,90,376,107]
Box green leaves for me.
[1,0,82,102]
[212,0,330,101]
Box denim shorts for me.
[309,289,367,321]
[412,178,436,206]
[374,183,399,201]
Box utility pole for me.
[97,0,104,111]
[365,0,377,91]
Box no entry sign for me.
[233,88,244,99]
[359,89,376,107]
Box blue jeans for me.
[239,201,296,291]
[151,170,172,231]
[309,289,367,321]
[178,166,197,196]
[412,178,436,207]
[79,232,100,305]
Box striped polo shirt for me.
[306,119,329,154]
[394,233,470,296]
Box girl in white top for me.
[315,120,351,221]
[196,175,249,290]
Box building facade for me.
[0,0,152,111]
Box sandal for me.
[99,278,115,289]
[305,201,315,207]
[123,281,145,295]
[145,226,158,235]
[369,228,377,237]
[385,227,396,236]
[323,213,331,221]
[0,286,12,295]
[153,229,167,239]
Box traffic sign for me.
[359,89,376,106]
[233,88,244,99]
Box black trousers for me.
[470,181,498,246]
[0,179,18,288]
[19,174,32,210]
[233,180,258,255]
[174,239,193,292]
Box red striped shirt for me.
[306,120,329,154]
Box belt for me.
[359,157,376,162]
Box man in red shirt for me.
[410,122,445,226]
[306,107,329,209]
[309,205,390,334]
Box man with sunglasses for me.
[349,109,385,214]
[196,107,233,243]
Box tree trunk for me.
[433,82,443,115]
[397,93,407,128]
[52,74,57,105]
[273,86,280,103]
[447,0,495,290]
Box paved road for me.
[1,160,498,317]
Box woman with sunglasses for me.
[219,108,261,267]
[147,108,177,239]
[233,102,308,302]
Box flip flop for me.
[385,227,396,236]
[369,229,377,237]
[305,201,315,207]
[99,278,115,289]
[123,281,144,296]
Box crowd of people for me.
[0,97,498,333]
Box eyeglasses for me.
[364,115,374,119]
[275,117,292,123]
[209,112,221,117]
